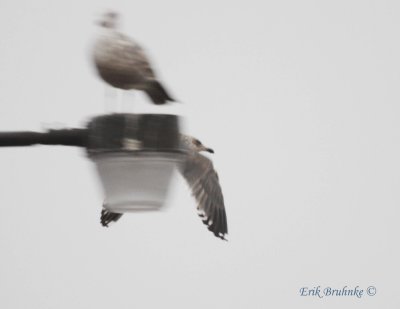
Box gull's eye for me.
[108,11,118,19]
[193,139,201,147]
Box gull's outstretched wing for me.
[101,208,123,227]
[180,153,228,240]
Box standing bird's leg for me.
[122,90,135,113]
[116,89,123,113]
[104,85,117,113]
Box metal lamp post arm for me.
[0,129,88,147]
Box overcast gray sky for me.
[0,0,400,308]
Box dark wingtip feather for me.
[101,209,123,227]
[200,210,228,241]
[145,80,175,104]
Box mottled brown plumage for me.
[93,11,175,104]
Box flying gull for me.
[101,135,228,240]
[93,11,175,104]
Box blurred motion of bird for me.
[92,11,175,105]
[101,135,228,240]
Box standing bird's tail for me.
[145,80,175,105]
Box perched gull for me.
[101,135,228,240]
[93,11,175,104]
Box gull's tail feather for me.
[101,209,123,227]
[145,80,175,105]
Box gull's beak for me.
[206,148,214,154]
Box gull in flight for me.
[92,11,175,104]
[101,135,228,240]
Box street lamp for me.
[0,113,184,212]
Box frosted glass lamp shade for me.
[93,153,182,212]
[86,113,184,213]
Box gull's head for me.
[97,10,119,29]
[184,135,214,154]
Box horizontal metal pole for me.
[0,129,88,147]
